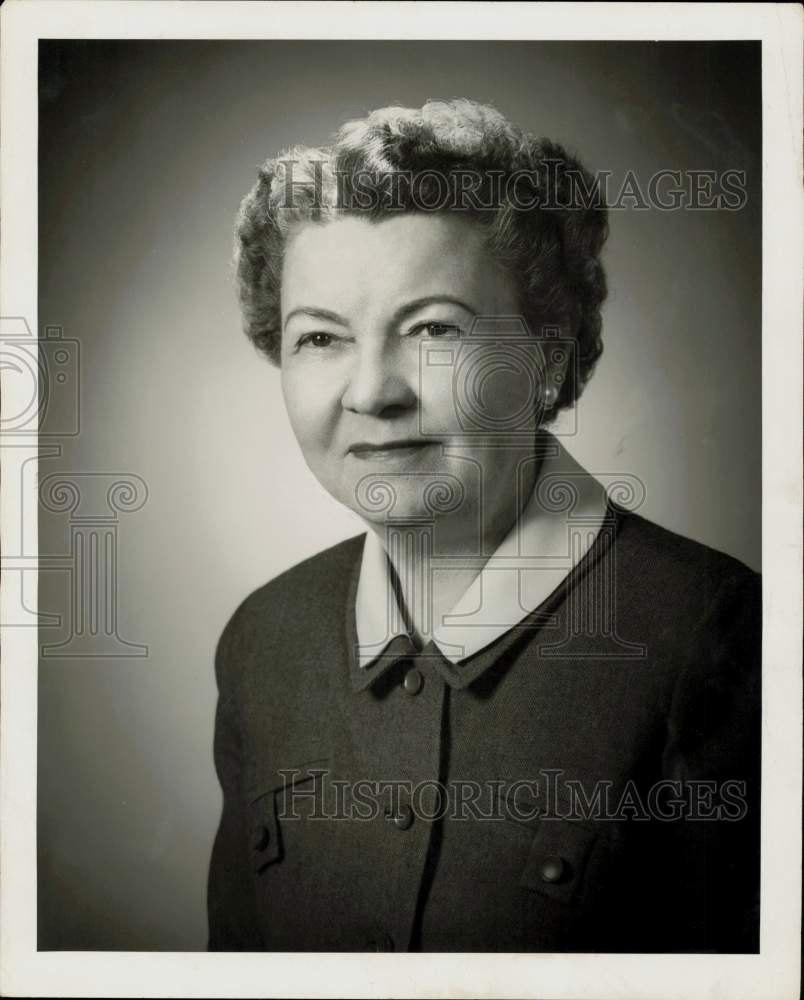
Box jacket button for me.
[403,668,424,695]
[540,855,566,883]
[252,824,271,851]
[390,805,414,830]
[364,932,395,951]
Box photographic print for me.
[1,3,801,998]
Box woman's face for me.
[280,212,546,531]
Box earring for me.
[543,382,558,408]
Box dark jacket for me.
[207,503,761,953]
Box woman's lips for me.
[348,441,436,461]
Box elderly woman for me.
[208,100,760,953]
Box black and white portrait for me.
[1,3,801,998]
[209,92,764,955]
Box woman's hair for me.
[233,99,608,418]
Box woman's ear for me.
[543,381,559,409]
[539,325,574,412]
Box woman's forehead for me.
[280,213,515,321]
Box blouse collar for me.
[351,432,609,688]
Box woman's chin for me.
[347,496,437,527]
[335,471,470,527]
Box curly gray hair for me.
[233,99,608,418]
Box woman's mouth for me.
[348,440,436,461]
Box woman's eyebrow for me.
[283,306,349,330]
[392,296,478,324]
[283,296,477,332]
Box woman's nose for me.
[341,344,417,416]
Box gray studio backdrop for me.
[37,40,761,950]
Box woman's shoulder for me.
[212,533,366,696]
[230,531,366,624]
[607,503,760,631]
[611,502,759,585]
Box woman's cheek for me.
[281,370,316,450]
[282,369,338,454]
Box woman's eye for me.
[298,332,335,349]
[413,322,464,338]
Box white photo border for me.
[1,2,801,998]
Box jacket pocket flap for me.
[246,753,330,803]
[248,790,283,872]
[498,779,600,836]
[520,817,599,905]
[246,752,329,873]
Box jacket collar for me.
[347,433,610,692]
